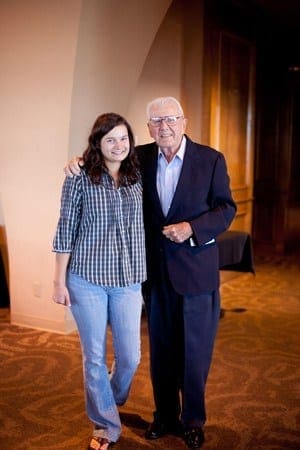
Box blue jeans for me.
[67,272,143,442]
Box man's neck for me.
[160,136,185,163]
[161,147,178,163]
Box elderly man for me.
[65,97,236,449]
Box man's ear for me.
[147,122,153,138]
[183,118,188,133]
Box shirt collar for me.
[158,135,186,161]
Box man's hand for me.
[64,156,84,177]
[162,221,193,243]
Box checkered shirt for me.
[53,170,146,287]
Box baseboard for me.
[10,312,77,334]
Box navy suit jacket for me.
[136,135,236,295]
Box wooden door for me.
[209,31,255,233]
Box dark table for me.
[217,230,255,273]
[0,251,9,307]
[217,230,255,317]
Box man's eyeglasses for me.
[148,116,183,127]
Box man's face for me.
[147,101,187,154]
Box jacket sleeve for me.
[189,152,236,245]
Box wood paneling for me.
[201,0,300,254]
[206,30,255,233]
[253,27,300,254]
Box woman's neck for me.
[106,162,121,187]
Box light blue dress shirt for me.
[156,136,186,216]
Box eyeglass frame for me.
[148,115,184,127]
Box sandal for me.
[88,437,112,450]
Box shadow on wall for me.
[0,225,10,307]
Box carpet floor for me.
[0,253,299,449]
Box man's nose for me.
[159,118,169,128]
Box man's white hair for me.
[146,97,184,119]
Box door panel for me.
[210,32,255,233]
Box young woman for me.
[52,113,146,450]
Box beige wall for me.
[127,0,205,144]
[0,0,83,332]
[68,0,173,155]
[0,0,182,333]
[127,0,183,144]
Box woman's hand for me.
[52,282,71,306]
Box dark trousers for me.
[145,262,220,428]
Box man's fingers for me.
[63,165,74,177]
[63,156,84,177]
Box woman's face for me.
[100,124,130,167]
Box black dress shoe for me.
[145,421,166,439]
[145,420,183,440]
[183,427,205,448]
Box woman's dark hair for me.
[82,113,139,185]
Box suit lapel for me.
[144,144,165,219]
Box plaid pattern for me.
[53,170,146,287]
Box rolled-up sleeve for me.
[53,176,82,253]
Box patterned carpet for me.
[0,254,299,450]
